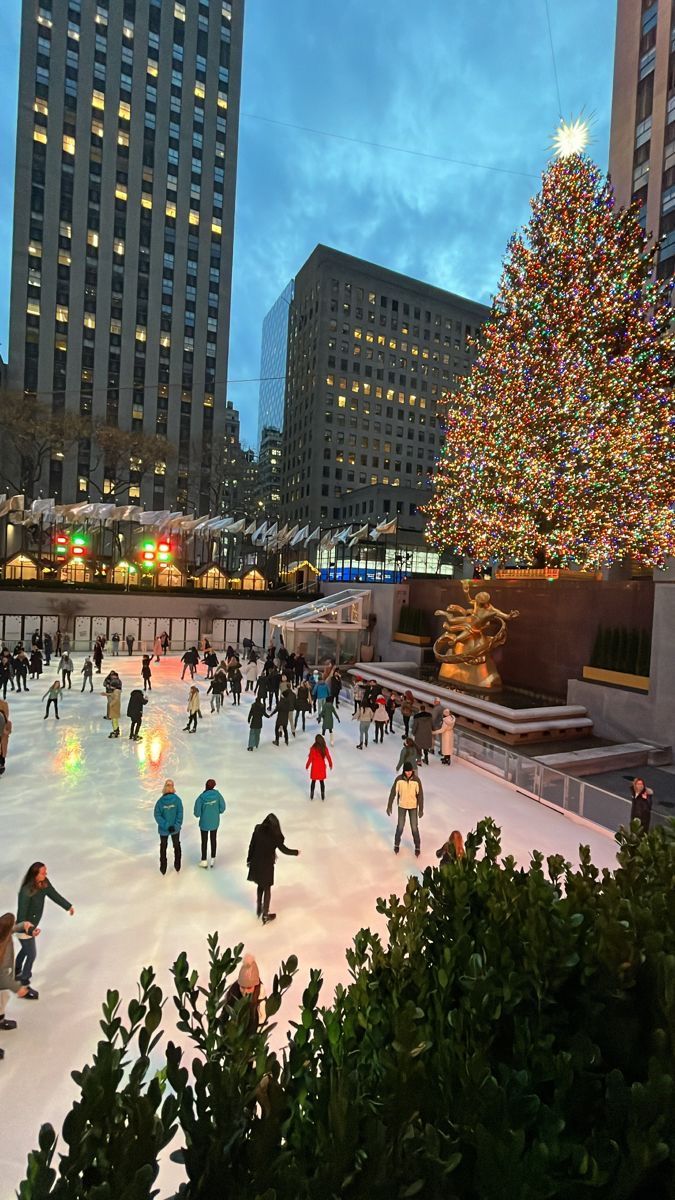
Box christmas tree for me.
[425,146,675,568]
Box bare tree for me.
[0,391,87,500]
[83,425,174,501]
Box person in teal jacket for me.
[16,862,74,997]
[154,778,183,875]
[194,778,226,869]
[313,677,331,721]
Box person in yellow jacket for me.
[387,762,424,857]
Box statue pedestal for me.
[438,655,502,691]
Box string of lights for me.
[424,153,675,569]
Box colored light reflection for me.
[55,730,85,780]
[136,728,165,772]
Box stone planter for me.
[393,632,432,647]
[582,665,649,693]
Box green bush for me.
[397,605,430,638]
[18,819,675,1199]
[589,625,651,675]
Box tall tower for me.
[8,0,244,511]
[609,0,675,277]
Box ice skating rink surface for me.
[0,654,618,1192]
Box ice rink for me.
[0,651,619,1192]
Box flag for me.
[226,518,246,534]
[0,494,24,518]
[334,526,353,544]
[370,517,398,540]
[252,520,268,545]
[348,523,370,547]
[244,520,257,537]
[291,523,309,546]
[304,525,320,545]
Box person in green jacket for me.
[320,698,340,747]
[194,779,226,868]
[15,862,75,997]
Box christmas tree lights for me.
[425,154,675,569]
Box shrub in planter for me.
[19,820,675,1199]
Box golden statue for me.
[433,580,519,690]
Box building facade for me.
[256,423,282,513]
[256,277,293,451]
[279,245,489,528]
[8,0,244,511]
[609,0,675,275]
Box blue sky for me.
[0,0,616,446]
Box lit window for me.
[174,2,186,18]
[84,314,96,329]
[54,337,67,352]
[211,218,221,235]
[37,12,53,27]
[123,20,133,38]
[141,196,152,209]
[165,201,176,218]
[33,98,48,115]
[78,477,88,491]
[26,301,41,316]
[337,396,346,408]
[59,221,72,238]
[28,240,42,257]
[118,101,131,120]
[58,251,71,266]
[92,90,105,110]
[203,395,214,408]
[87,230,99,247]
[95,6,108,25]
[147,60,158,77]
[62,135,76,155]
[117,130,129,147]
[135,326,147,342]
[113,238,125,254]
[115,184,128,201]
[160,333,171,347]
[194,82,205,99]
[91,118,104,136]
[56,305,69,323]
[110,319,122,334]
[33,127,47,144]
[189,210,200,225]
[217,92,228,109]
[128,484,140,500]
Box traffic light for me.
[54,531,89,557]
[141,539,156,566]
[157,540,172,563]
[71,534,88,558]
[54,533,68,557]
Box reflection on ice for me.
[54,730,85,781]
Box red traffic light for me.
[158,541,170,553]
[72,545,85,557]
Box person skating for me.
[15,862,74,996]
[293,679,312,733]
[329,667,342,709]
[204,649,218,679]
[0,913,33,1050]
[153,634,163,663]
[184,685,201,732]
[43,631,52,666]
[247,696,270,750]
[29,647,43,682]
[436,830,465,866]
[0,698,12,774]
[629,777,653,831]
[181,646,199,680]
[313,675,330,722]
[254,672,269,709]
[439,708,456,765]
[270,688,295,745]
[0,651,14,699]
[396,737,417,772]
[42,679,61,720]
[412,703,433,766]
[244,656,258,693]
[127,688,147,740]
[386,691,399,734]
[141,654,152,691]
[80,656,94,693]
[207,669,227,714]
[229,662,243,706]
[267,666,281,712]
[62,631,71,654]
[154,778,183,874]
[13,650,29,692]
[247,813,300,923]
[387,763,424,857]
[57,650,73,689]
[194,778,225,867]
[125,632,135,656]
[354,703,374,749]
[430,698,445,755]
[224,954,266,1032]
[111,631,120,656]
[320,697,340,747]
[373,696,389,744]
[92,640,104,673]
[352,676,365,715]
[294,653,307,686]
[306,734,332,800]
[160,631,170,655]
[399,691,415,739]
[104,673,122,738]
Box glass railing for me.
[455,729,671,835]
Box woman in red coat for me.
[305,734,333,801]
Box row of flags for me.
[0,495,398,545]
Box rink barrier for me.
[453,728,670,836]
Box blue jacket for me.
[154,792,184,836]
[193,788,225,830]
[314,680,330,701]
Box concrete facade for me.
[8,0,244,511]
[609,0,675,275]
[279,245,489,529]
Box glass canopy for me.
[269,589,371,666]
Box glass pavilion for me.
[269,589,371,666]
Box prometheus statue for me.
[433,580,519,690]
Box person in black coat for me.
[267,668,281,712]
[629,777,653,832]
[270,689,295,746]
[229,664,243,705]
[93,641,104,673]
[127,689,148,740]
[29,648,43,680]
[247,813,300,923]
[294,654,307,686]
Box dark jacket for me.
[247,699,268,730]
[412,710,433,750]
[207,672,227,696]
[247,817,298,887]
[270,691,295,725]
[229,667,242,694]
[295,684,312,712]
[630,790,652,832]
[127,689,148,720]
[17,879,71,928]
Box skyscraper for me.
[256,278,293,450]
[609,0,675,276]
[8,0,244,511]
[280,245,489,528]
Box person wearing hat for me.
[352,676,365,715]
[439,708,456,765]
[154,779,183,874]
[387,763,424,857]
[430,698,444,755]
[412,702,433,766]
[224,953,267,1033]
[373,696,389,744]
